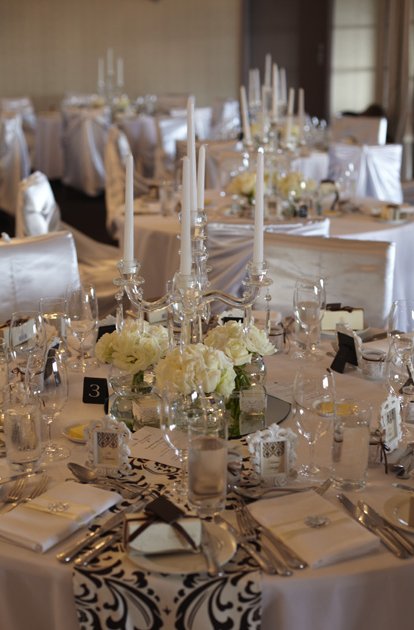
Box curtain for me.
[377,0,412,179]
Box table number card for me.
[85,416,131,475]
[380,394,402,452]
[82,377,109,405]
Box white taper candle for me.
[272,63,279,121]
[287,88,295,116]
[279,67,287,105]
[197,144,206,210]
[107,48,114,76]
[123,153,134,266]
[253,149,264,265]
[264,53,272,88]
[240,85,252,145]
[298,87,305,141]
[180,157,192,275]
[186,96,197,222]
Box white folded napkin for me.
[0,481,121,553]
[125,515,202,555]
[249,490,380,568]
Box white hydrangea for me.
[204,321,275,366]
[155,343,236,398]
[95,318,169,374]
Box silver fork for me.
[0,478,27,509]
[2,474,48,512]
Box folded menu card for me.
[0,481,121,553]
[249,490,380,568]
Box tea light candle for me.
[180,156,192,275]
[123,153,134,266]
[197,144,206,210]
[253,149,264,265]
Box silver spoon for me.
[67,462,146,496]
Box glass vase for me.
[108,368,161,432]
[226,354,267,438]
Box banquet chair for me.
[206,219,331,299]
[61,105,111,196]
[0,113,30,216]
[154,115,188,179]
[0,231,80,324]
[16,171,120,316]
[0,97,37,162]
[328,142,403,204]
[117,114,158,179]
[330,115,388,146]
[210,98,240,140]
[263,232,396,328]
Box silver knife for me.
[214,515,287,576]
[200,522,221,577]
[337,493,410,559]
[56,491,155,564]
[358,501,414,556]
[73,531,122,567]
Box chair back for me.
[16,171,61,238]
[328,142,403,203]
[0,114,30,215]
[0,97,36,160]
[263,232,396,327]
[61,105,111,196]
[331,116,388,145]
[0,231,80,324]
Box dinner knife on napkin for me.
[337,494,410,559]
[358,501,414,556]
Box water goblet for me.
[160,386,204,502]
[3,382,42,473]
[39,296,68,358]
[292,367,335,481]
[9,310,47,385]
[293,279,324,359]
[66,285,98,372]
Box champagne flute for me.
[293,368,335,480]
[66,285,98,372]
[9,311,47,385]
[293,279,324,359]
[36,350,69,461]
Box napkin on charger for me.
[0,481,121,553]
[249,490,380,568]
[125,514,202,555]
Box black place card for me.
[330,331,359,373]
[97,324,116,342]
[145,495,185,523]
[82,377,109,404]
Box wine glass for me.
[386,337,414,444]
[8,311,47,385]
[160,386,204,502]
[292,367,335,481]
[35,350,69,461]
[66,285,98,372]
[39,296,68,358]
[293,279,324,358]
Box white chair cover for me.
[118,114,157,179]
[61,106,111,196]
[263,233,396,327]
[170,107,213,141]
[16,171,61,238]
[33,111,64,180]
[0,231,80,324]
[207,219,331,298]
[0,97,37,162]
[154,115,188,178]
[0,114,30,215]
[16,171,120,316]
[331,116,388,145]
[210,98,240,140]
[328,143,403,203]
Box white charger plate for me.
[383,493,414,532]
[127,520,236,574]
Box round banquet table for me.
[1,338,414,630]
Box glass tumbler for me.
[3,383,42,472]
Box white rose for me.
[246,326,276,356]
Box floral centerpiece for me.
[95,319,169,388]
[226,171,256,206]
[276,171,317,217]
[204,321,275,437]
[154,343,236,398]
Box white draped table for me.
[1,344,414,630]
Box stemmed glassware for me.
[160,386,204,502]
[292,367,335,481]
[39,296,68,358]
[8,311,47,386]
[35,350,69,461]
[66,285,98,372]
[293,278,325,358]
